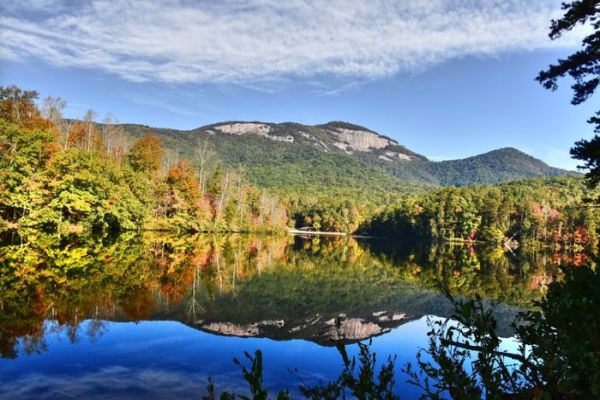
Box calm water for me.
[0,232,583,399]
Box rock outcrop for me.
[196,311,414,345]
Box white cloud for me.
[0,0,584,84]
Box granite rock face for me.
[196,311,415,345]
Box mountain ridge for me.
[112,120,576,196]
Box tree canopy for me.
[0,86,287,234]
[537,1,600,185]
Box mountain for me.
[116,120,575,196]
[425,147,571,186]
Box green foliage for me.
[536,1,600,185]
[363,176,600,246]
[0,87,288,234]
[300,339,399,400]
[405,265,600,399]
[517,265,600,398]
[116,121,572,200]
[206,163,224,201]
[423,147,572,187]
[208,351,292,400]
[404,297,525,399]
[206,341,398,400]
[40,150,146,231]
[0,120,56,222]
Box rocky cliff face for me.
[200,121,423,162]
[329,127,392,152]
[209,123,295,143]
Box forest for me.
[2,84,600,251]
[360,177,600,247]
[0,86,287,234]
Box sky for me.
[0,0,597,170]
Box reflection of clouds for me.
[0,367,249,400]
[34,320,193,355]
[105,335,191,354]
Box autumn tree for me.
[41,96,71,151]
[83,109,97,152]
[69,115,102,153]
[167,158,201,205]
[127,134,164,173]
[0,86,45,129]
[101,115,128,159]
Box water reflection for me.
[1,231,589,360]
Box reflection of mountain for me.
[156,289,520,344]
[195,312,416,345]
[0,232,576,357]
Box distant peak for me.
[318,121,377,133]
[489,147,524,154]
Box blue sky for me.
[0,0,596,170]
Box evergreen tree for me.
[537,1,600,185]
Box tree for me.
[42,96,71,151]
[83,109,97,152]
[42,150,145,231]
[195,138,215,197]
[537,1,600,185]
[0,86,44,128]
[127,134,164,173]
[206,163,224,204]
[0,120,56,222]
[166,158,201,205]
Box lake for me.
[0,232,581,399]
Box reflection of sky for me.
[0,319,438,399]
[1,317,522,399]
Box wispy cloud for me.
[0,0,583,85]
[129,94,203,117]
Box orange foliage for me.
[531,202,560,220]
[68,121,104,151]
[128,133,164,172]
[167,158,201,205]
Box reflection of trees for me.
[0,232,592,358]
[362,239,589,306]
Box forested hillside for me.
[0,87,287,234]
[0,85,593,243]
[362,176,600,247]
[115,121,573,195]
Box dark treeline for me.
[0,86,287,233]
[361,177,600,248]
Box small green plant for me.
[206,341,399,400]
[297,340,399,400]
[204,350,291,400]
